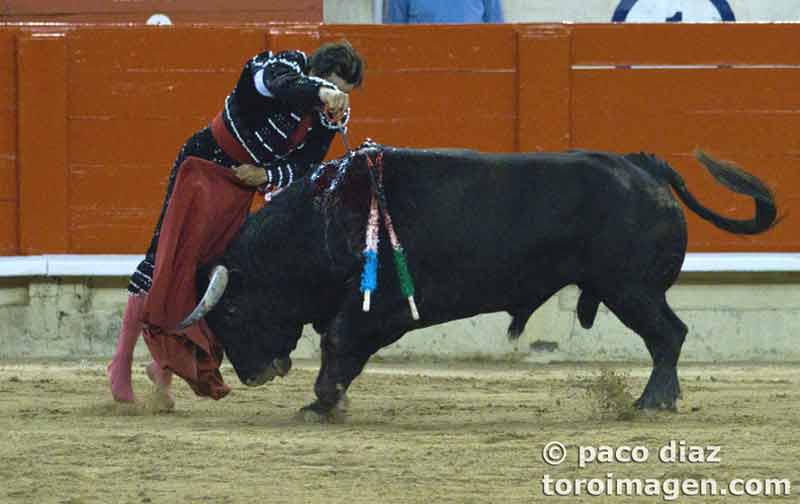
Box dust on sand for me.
[0,359,797,503]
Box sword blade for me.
[340,127,351,152]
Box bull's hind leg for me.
[602,289,687,410]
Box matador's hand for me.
[233,164,268,187]
[319,86,349,123]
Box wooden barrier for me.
[0,23,797,255]
[571,24,800,251]
[0,29,17,255]
[66,27,266,253]
[0,1,322,24]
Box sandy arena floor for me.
[0,359,797,503]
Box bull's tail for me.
[629,151,777,235]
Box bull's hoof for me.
[295,401,346,424]
[636,366,681,412]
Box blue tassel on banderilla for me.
[359,150,420,320]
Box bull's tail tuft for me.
[694,150,774,207]
[646,151,777,235]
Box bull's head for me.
[175,262,300,386]
[204,270,302,386]
[180,154,372,387]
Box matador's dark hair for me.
[309,40,365,87]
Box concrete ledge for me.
[2,253,799,362]
[0,256,48,276]
[46,255,143,276]
[0,255,143,277]
[1,274,799,361]
[681,253,800,272]
[1,253,799,277]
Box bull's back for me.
[382,149,631,262]
[376,148,685,312]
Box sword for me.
[339,126,351,152]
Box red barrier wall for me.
[571,24,800,252]
[0,1,322,23]
[0,23,797,255]
[0,28,16,254]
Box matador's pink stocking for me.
[107,294,145,402]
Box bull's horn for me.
[175,265,229,330]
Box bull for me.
[195,144,776,419]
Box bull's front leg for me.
[299,313,377,423]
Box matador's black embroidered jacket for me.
[221,50,350,189]
[126,50,350,296]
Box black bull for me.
[202,146,776,417]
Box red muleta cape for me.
[142,156,255,399]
